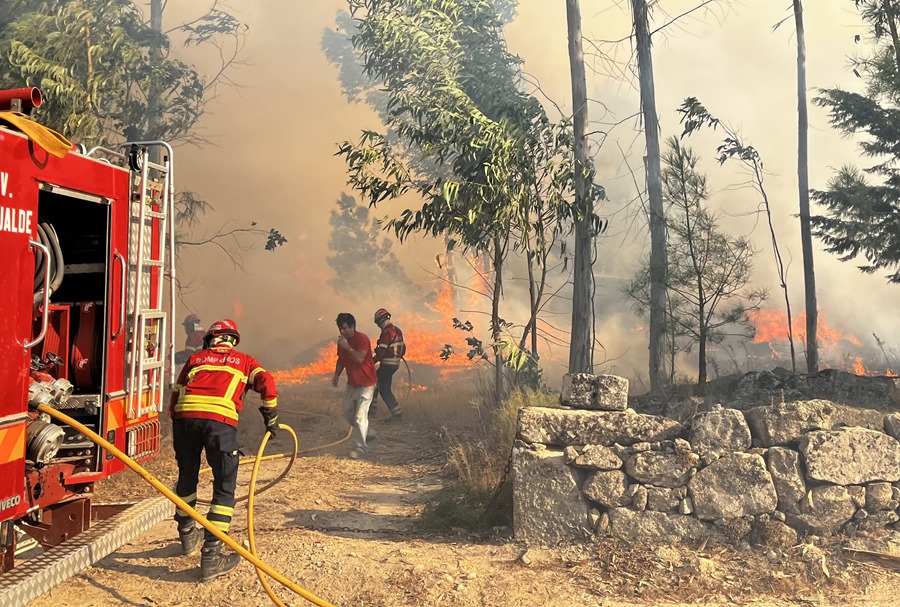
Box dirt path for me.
[24,387,900,607]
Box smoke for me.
[163,1,898,384]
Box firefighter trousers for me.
[172,418,239,543]
[374,364,401,414]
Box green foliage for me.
[326,192,418,297]
[0,0,204,146]
[811,2,900,283]
[336,0,602,259]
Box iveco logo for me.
[0,494,21,512]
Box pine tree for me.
[812,0,900,283]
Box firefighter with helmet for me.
[372,308,405,421]
[175,313,205,365]
[169,319,279,581]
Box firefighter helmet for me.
[374,308,391,325]
[205,319,240,346]
[183,313,201,326]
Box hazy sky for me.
[166,1,895,377]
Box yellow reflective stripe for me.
[260,398,277,409]
[211,520,231,531]
[209,504,234,516]
[248,367,267,383]
[178,492,197,503]
[186,364,247,383]
[376,344,388,349]
[222,372,244,402]
[175,397,239,420]
[382,358,402,365]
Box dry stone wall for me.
[513,373,900,547]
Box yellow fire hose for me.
[38,404,337,607]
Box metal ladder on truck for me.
[123,143,177,422]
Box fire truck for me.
[0,88,175,599]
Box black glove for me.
[259,407,278,439]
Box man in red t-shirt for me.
[332,313,377,458]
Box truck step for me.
[0,496,173,607]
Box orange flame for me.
[853,356,866,376]
[750,309,861,347]
[273,281,476,386]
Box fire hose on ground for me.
[38,404,343,607]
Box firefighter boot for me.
[178,525,202,556]
[200,540,240,582]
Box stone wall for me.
[513,373,900,547]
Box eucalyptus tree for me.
[338,0,601,397]
[811,0,900,284]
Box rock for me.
[679,497,693,515]
[766,447,806,513]
[559,373,629,411]
[688,453,777,520]
[786,486,857,534]
[853,510,900,531]
[563,445,581,464]
[597,511,610,534]
[799,428,900,484]
[673,438,692,455]
[632,485,649,511]
[624,451,696,488]
[571,444,623,470]
[744,400,837,447]
[833,405,890,432]
[885,413,900,441]
[517,407,683,447]
[513,446,591,545]
[848,485,866,509]
[714,517,753,543]
[647,486,682,512]
[749,518,798,549]
[689,409,752,454]
[608,508,714,543]
[582,470,629,509]
[632,442,652,453]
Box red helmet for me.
[374,308,391,325]
[205,319,240,346]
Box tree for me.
[625,137,766,389]
[630,0,668,390]
[337,0,600,399]
[565,0,598,375]
[327,192,418,300]
[0,0,282,273]
[811,0,900,284]
[679,98,797,372]
[791,0,819,373]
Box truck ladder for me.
[123,144,176,420]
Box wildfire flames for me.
[749,309,895,376]
[272,282,476,386]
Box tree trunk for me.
[632,0,668,391]
[697,304,707,394]
[148,0,163,162]
[566,0,594,374]
[794,0,818,374]
[491,236,504,403]
[444,236,460,311]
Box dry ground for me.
[24,380,900,607]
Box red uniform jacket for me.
[374,323,405,367]
[170,345,277,427]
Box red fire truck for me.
[0,88,175,596]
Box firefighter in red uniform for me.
[175,313,205,365]
[169,319,279,581]
[371,308,405,421]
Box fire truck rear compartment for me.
[32,188,111,474]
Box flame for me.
[232,300,245,319]
[750,309,861,347]
[273,281,477,386]
[853,356,866,376]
